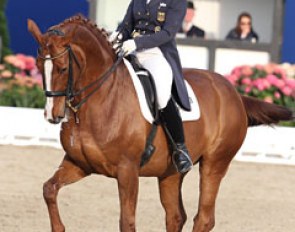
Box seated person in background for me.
[179,1,205,38]
[226,12,259,43]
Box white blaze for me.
[44,55,54,121]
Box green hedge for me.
[0,0,12,59]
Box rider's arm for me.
[117,0,135,41]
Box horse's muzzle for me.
[48,117,64,124]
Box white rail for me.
[235,126,295,165]
[0,107,294,165]
[0,107,61,148]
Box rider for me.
[109,0,193,173]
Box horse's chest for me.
[60,123,92,169]
[61,123,117,176]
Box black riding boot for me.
[160,99,193,173]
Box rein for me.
[69,50,125,112]
[38,45,124,112]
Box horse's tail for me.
[241,95,294,126]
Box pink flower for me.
[264,64,275,74]
[16,54,36,70]
[0,70,13,78]
[241,77,252,85]
[266,74,278,85]
[241,66,253,76]
[245,86,252,93]
[14,73,24,79]
[274,92,281,99]
[267,75,285,89]
[281,86,293,96]
[34,75,43,87]
[285,79,295,89]
[227,63,294,108]
[0,64,5,70]
[255,64,264,71]
[4,55,17,64]
[232,67,242,77]
[272,79,285,89]
[262,79,271,89]
[264,96,273,103]
[226,74,239,85]
[13,60,26,70]
[253,79,265,91]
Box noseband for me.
[37,38,123,113]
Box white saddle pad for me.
[124,59,201,124]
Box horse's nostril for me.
[48,117,63,124]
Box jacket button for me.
[137,12,141,15]
[145,22,149,26]
[155,26,161,32]
[146,12,150,16]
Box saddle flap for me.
[126,55,159,120]
[123,58,201,124]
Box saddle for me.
[125,55,159,121]
[125,54,159,167]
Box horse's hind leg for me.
[193,155,233,232]
[158,174,187,232]
[43,155,88,232]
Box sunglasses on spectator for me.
[240,21,251,26]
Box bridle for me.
[37,35,123,113]
[38,46,78,99]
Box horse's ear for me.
[27,19,43,44]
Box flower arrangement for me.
[226,63,295,109]
[0,54,45,108]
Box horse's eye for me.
[60,67,67,74]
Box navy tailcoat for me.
[117,0,191,111]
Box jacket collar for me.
[148,0,162,7]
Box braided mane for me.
[49,14,113,49]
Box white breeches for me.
[136,47,173,109]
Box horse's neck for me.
[70,28,142,136]
[73,31,116,99]
[76,62,142,144]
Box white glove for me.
[108,31,122,43]
[121,39,137,56]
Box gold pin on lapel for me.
[157,11,166,22]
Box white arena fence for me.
[0,107,294,165]
[0,107,61,148]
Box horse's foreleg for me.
[158,174,187,232]
[117,162,139,232]
[192,157,231,232]
[43,155,87,232]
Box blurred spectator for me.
[179,1,205,38]
[226,12,259,43]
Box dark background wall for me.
[5,0,88,56]
[4,0,295,63]
[282,0,295,63]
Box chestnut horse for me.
[28,15,292,232]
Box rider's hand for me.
[121,39,137,56]
[108,31,122,43]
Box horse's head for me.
[28,16,116,124]
[28,19,80,124]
